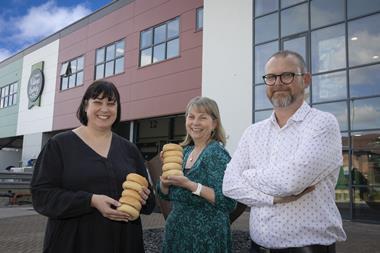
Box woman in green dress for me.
[157,96,237,253]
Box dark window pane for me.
[95,64,104,79]
[96,48,105,64]
[255,0,278,16]
[255,85,272,110]
[13,83,17,93]
[105,61,114,77]
[348,0,380,19]
[61,77,68,90]
[351,132,380,222]
[283,36,306,62]
[313,102,348,131]
[140,48,152,66]
[311,24,346,73]
[281,0,305,8]
[255,13,278,44]
[255,41,278,84]
[4,86,8,95]
[351,98,380,130]
[153,43,166,63]
[255,110,273,122]
[77,57,84,71]
[116,41,124,57]
[106,44,115,61]
[311,0,344,29]
[70,59,77,73]
[348,14,380,67]
[12,94,17,105]
[350,64,380,97]
[196,8,203,30]
[115,57,124,74]
[312,71,347,103]
[167,18,179,39]
[281,3,308,37]
[167,38,179,59]
[141,29,153,48]
[76,71,83,85]
[4,97,8,107]
[154,24,166,44]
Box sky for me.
[0,0,112,62]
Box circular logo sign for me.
[27,69,44,103]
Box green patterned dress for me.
[157,140,236,253]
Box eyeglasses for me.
[262,72,304,86]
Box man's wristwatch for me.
[192,183,202,196]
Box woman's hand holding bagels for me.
[91,194,130,222]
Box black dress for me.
[31,131,155,253]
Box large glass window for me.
[311,24,346,73]
[255,13,278,44]
[255,41,278,84]
[60,56,84,90]
[351,98,380,131]
[281,0,305,9]
[95,40,124,80]
[255,0,278,16]
[281,3,308,37]
[139,17,179,67]
[255,85,272,110]
[312,71,347,103]
[351,132,380,221]
[310,0,344,29]
[348,0,380,19]
[0,82,17,109]
[350,64,380,98]
[283,35,307,63]
[348,14,380,67]
[255,109,273,123]
[313,101,348,131]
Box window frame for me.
[60,55,84,91]
[95,39,125,80]
[0,82,18,109]
[196,7,204,31]
[139,17,180,67]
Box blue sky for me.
[0,0,112,62]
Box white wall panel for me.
[203,0,253,152]
[17,40,59,135]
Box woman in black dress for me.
[31,80,155,253]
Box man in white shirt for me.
[223,50,346,253]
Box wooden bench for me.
[0,171,33,205]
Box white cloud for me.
[0,48,12,62]
[12,1,91,43]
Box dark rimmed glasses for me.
[262,72,304,86]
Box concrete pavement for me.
[0,205,379,253]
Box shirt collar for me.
[269,101,311,126]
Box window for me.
[60,56,84,90]
[196,7,203,30]
[0,82,17,109]
[95,40,124,80]
[139,17,180,67]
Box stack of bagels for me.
[162,143,184,177]
[117,173,148,220]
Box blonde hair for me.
[181,96,227,146]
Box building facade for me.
[1,0,380,222]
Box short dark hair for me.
[76,80,121,128]
[268,50,307,72]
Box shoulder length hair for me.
[181,96,227,146]
[76,80,121,128]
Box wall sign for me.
[28,62,44,109]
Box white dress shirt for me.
[223,102,346,248]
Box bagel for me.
[117,204,140,221]
[122,181,143,192]
[126,173,148,187]
[163,156,183,164]
[162,169,183,178]
[119,197,142,211]
[162,162,182,171]
[163,150,183,158]
[122,189,142,201]
[163,143,183,152]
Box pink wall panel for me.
[53,0,203,131]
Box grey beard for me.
[271,95,293,108]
